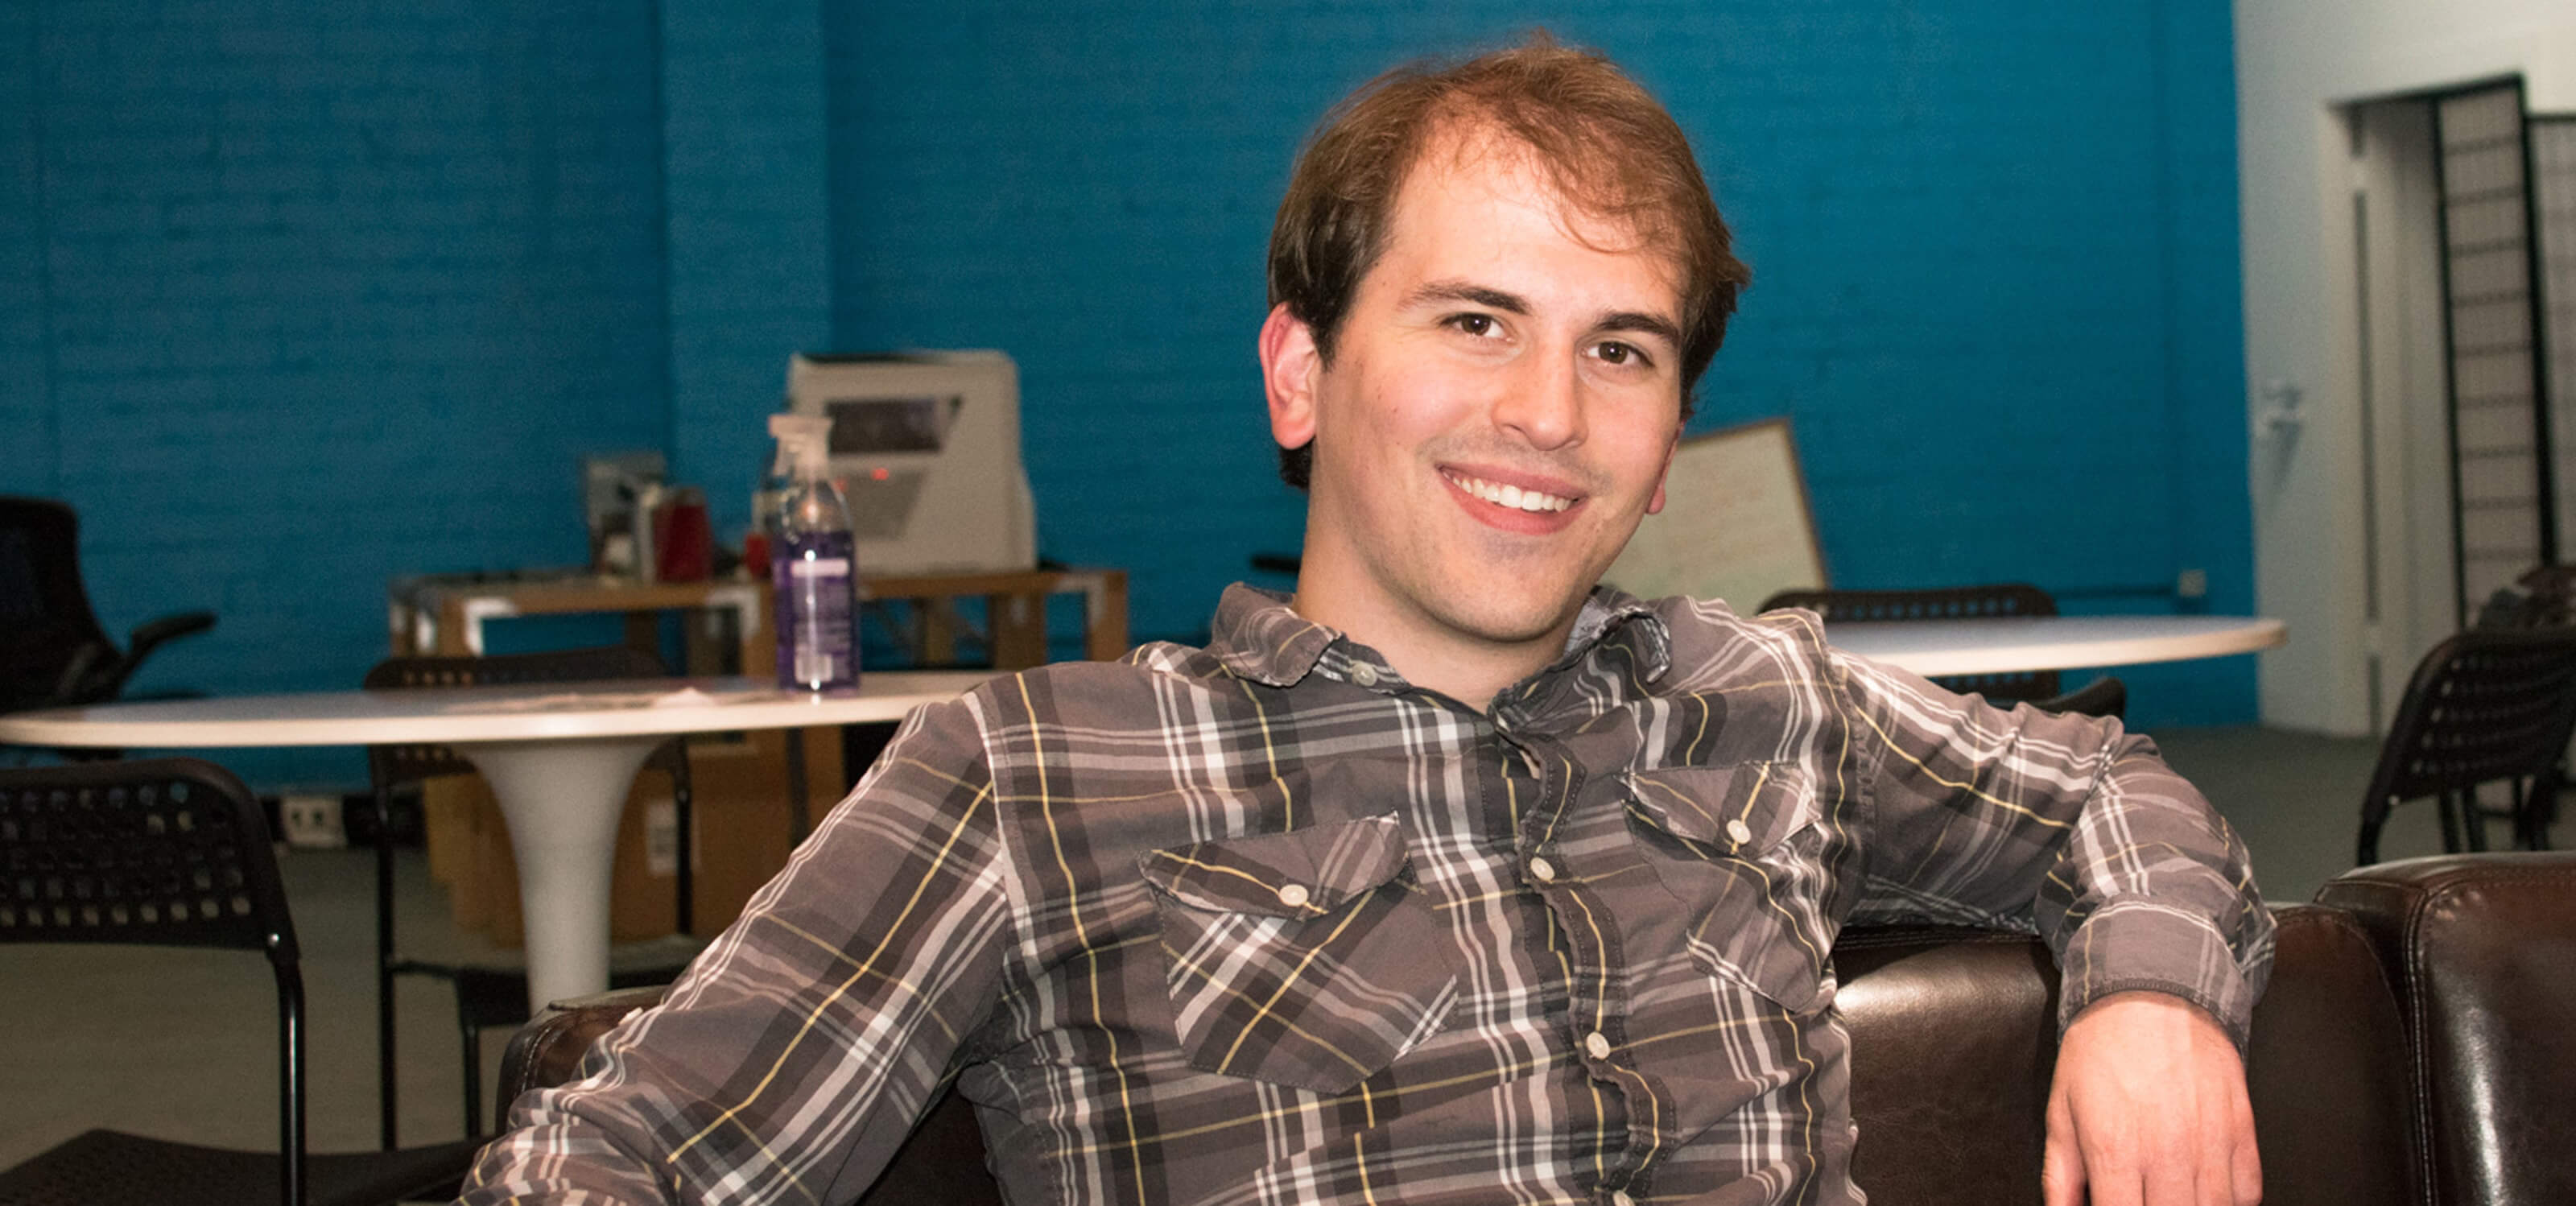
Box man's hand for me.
[2041,990,2260,1206]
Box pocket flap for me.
[1139,812,1410,919]
[1621,763,1812,857]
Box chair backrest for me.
[1757,583,2062,700]
[0,497,118,713]
[363,646,681,788]
[0,757,311,1206]
[2364,627,2576,808]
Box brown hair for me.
[1267,31,1752,488]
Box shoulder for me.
[1638,593,1840,693]
[945,640,1250,732]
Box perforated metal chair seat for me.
[0,1130,482,1206]
[0,759,485,1206]
[2357,626,2576,862]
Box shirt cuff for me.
[2054,899,2257,1054]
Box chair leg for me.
[462,1014,483,1139]
[2357,794,2389,866]
[2437,791,2466,854]
[375,787,400,1150]
[671,754,694,937]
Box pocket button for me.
[1725,819,1753,845]
[1275,882,1310,908]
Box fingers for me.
[2041,1086,2087,1206]
[2047,991,2264,1206]
[2229,1094,2264,1205]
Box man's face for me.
[1265,128,1686,660]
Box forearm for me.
[1838,655,2273,1043]
[2035,730,2271,1047]
[463,696,1013,1204]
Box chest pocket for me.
[1139,813,1459,1094]
[1623,763,1835,1013]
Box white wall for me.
[2235,0,2576,733]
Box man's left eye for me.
[1593,341,1650,367]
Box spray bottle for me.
[766,414,861,692]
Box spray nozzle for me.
[768,413,833,481]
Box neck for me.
[1288,568,1577,715]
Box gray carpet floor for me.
[0,723,2518,1176]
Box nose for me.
[1490,350,1585,451]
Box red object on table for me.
[654,500,713,582]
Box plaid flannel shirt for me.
[462,584,2272,1205]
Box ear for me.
[1261,304,1321,452]
[1645,430,1679,514]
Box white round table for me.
[1823,615,2286,677]
[0,671,992,1010]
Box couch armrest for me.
[2246,905,2414,1206]
[494,985,668,1113]
[2320,853,2576,1206]
[1836,924,2061,1206]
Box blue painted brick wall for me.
[824,0,2253,725]
[1,6,48,492]
[663,0,831,539]
[9,1,668,784]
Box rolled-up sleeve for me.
[1831,650,2274,1051]
[459,695,1014,1205]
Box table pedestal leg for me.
[454,737,661,1014]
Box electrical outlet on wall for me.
[2177,568,2209,599]
[279,793,345,849]
[646,797,679,877]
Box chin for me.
[1434,580,1591,646]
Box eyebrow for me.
[1405,279,1683,349]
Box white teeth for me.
[1446,472,1575,513]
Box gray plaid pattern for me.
[464,584,2271,1206]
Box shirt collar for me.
[1206,581,1672,692]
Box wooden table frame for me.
[389,568,1129,671]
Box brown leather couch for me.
[497,853,2576,1205]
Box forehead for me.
[1374,122,1682,307]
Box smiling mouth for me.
[1441,469,1579,514]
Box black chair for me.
[365,646,704,1145]
[0,758,484,1206]
[2356,627,2576,864]
[0,497,215,754]
[1757,583,2127,719]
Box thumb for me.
[2042,1088,2087,1206]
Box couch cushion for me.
[2322,853,2576,1206]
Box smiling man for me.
[465,35,2270,1206]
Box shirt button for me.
[1276,882,1310,908]
[1725,819,1753,845]
[1529,857,1557,883]
[1348,663,1380,688]
[1584,1030,1612,1060]
[1612,1192,1636,1206]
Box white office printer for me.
[783,350,1038,576]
